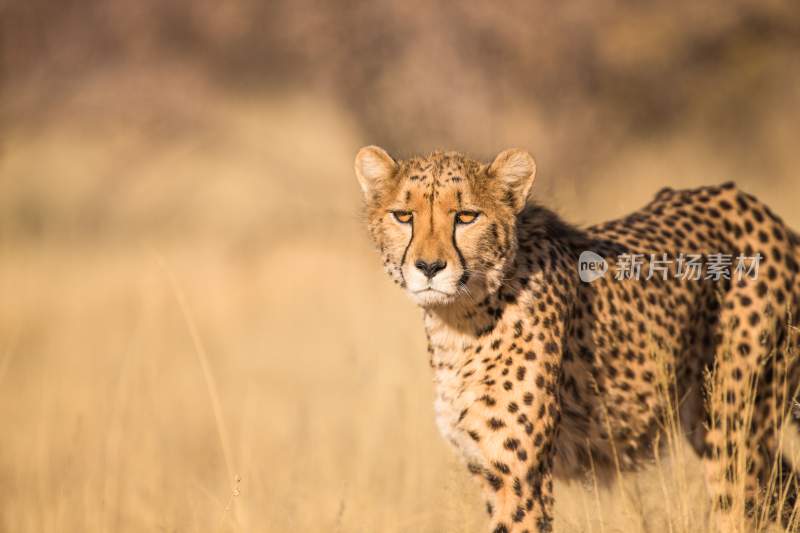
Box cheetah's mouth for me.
[410,287,459,307]
[413,288,454,296]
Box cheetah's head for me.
[355,147,536,308]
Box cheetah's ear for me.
[488,149,537,212]
[354,146,398,200]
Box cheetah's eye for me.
[392,211,413,224]
[456,211,480,225]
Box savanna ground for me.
[3,2,800,532]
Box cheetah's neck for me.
[422,203,589,352]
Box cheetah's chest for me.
[432,362,484,464]
[425,317,487,467]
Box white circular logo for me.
[578,251,608,283]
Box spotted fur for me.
[354,147,800,532]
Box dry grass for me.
[2,72,800,532]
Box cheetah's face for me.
[354,147,536,308]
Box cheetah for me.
[354,146,800,532]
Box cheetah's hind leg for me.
[703,312,800,530]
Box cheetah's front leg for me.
[467,348,562,532]
[470,428,557,533]
[475,399,558,533]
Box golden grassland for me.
[2,82,800,532]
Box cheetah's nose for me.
[415,259,447,279]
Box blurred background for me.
[2,2,799,532]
